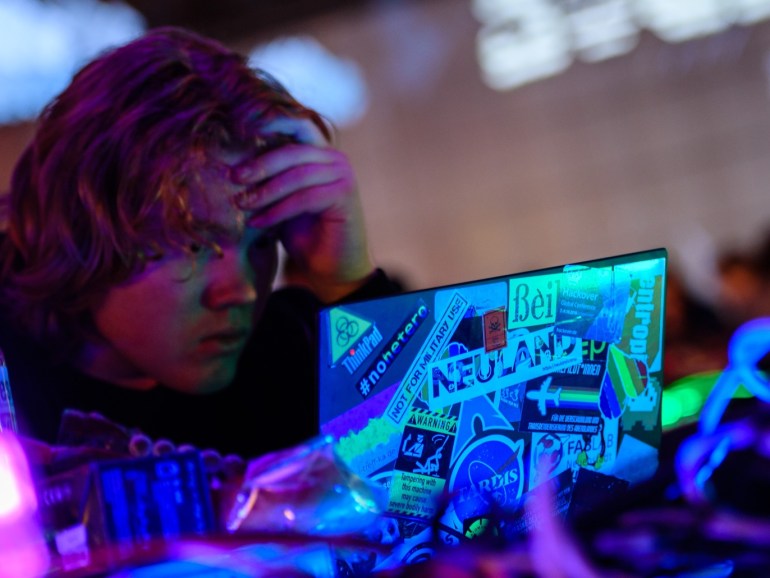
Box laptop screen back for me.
[318,249,667,565]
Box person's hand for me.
[127,432,247,527]
[28,410,247,490]
[127,432,246,483]
[18,434,126,475]
[231,117,374,303]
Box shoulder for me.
[336,268,404,303]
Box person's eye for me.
[252,236,274,250]
[187,242,222,259]
[250,229,278,250]
[247,233,277,264]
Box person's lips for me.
[199,328,250,355]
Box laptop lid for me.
[318,249,667,563]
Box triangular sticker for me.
[328,307,373,366]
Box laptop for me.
[318,249,667,568]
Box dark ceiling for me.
[122,0,371,43]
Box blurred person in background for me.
[664,266,730,384]
[716,234,770,330]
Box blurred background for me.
[4,0,770,307]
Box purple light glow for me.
[0,433,49,578]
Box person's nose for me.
[202,247,257,310]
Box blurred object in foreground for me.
[696,317,770,436]
[661,370,754,431]
[0,347,18,433]
[226,435,387,536]
[223,435,388,578]
[38,450,215,575]
[0,432,49,577]
[676,316,770,504]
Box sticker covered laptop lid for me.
[318,248,667,564]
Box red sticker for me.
[483,308,507,352]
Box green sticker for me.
[328,307,373,365]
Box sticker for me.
[496,382,526,424]
[555,340,609,380]
[617,272,665,372]
[508,273,561,330]
[428,325,582,409]
[451,394,515,465]
[385,292,470,425]
[395,410,456,477]
[571,416,618,471]
[341,326,383,376]
[602,344,649,411]
[448,433,526,522]
[371,521,436,571]
[337,420,401,479]
[623,376,661,434]
[519,375,602,435]
[483,308,508,352]
[356,303,430,398]
[554,265,631,343]
[463,515,500,540]
[54,524,90,572]
[327,307,373,366]
[435,281,506,324]
[387,409,457,519]
[388,471,446,520]
[527,420,621,490]
[528,432,569,490]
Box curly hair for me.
[0,26,330,353]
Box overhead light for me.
[0,0,145,125]
[248,36,369,128]
[472,0,770,91]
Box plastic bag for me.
[226,435,387,536]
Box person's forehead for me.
[186,156,246,235]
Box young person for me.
[0,27,398,458]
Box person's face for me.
[87,152,278,394]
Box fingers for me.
[202,449,246,485]
[126,431,244,483]
[245,179,351,230]
[230,133,373,301]
[232,143,334,187]
[222,453,247,479]
[232,145,354,227]
[128,432,153,457]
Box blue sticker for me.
[448,433,526,522]
[555,265,631,344]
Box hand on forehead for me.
[184,116,327,236]
[211,116,328,182]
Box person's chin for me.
[168,359,238,395]
[201,363,239,393]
